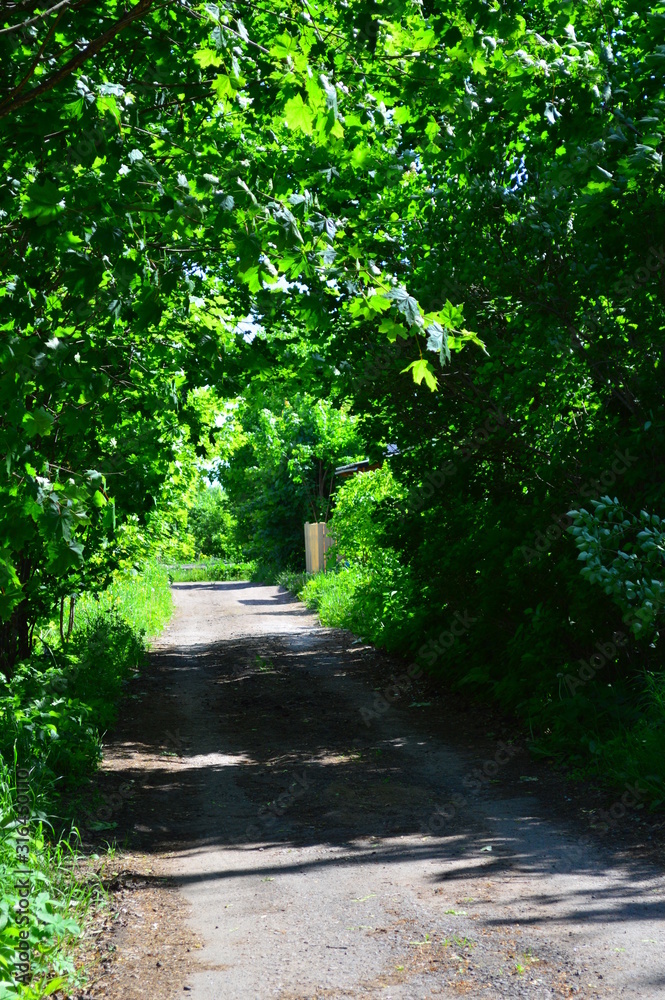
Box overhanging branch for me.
[0,0,154,119]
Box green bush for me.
[0,668,100,795]
[187,486,241,560]
[0,561,173,997]
[0,757,100,999]
[299,566,362,627]
[285,469,420,646]
[284,469,665,807]
[167,559,256,583]
[326,467,405,567]
[0,562,173,798]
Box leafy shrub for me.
[187,487,241,560]
[0,670,100,795]
[0,561,173,996]
[300,566,364,629]
[0,758,99,999]
[326,467,405,566]
[0,562,173,797]
[568,497,665,639]
[285,469,420,646]
[167,559,256,583]
[282,468,665,806]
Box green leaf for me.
[284,94,313,135]
[22,409,55,438]
[194,48,223,69]
[62,98,85,120]
[212,74,234,99]
[22,181,64,223]
[401,359,438,391]
[379,317,407,342]
[351,143,372,168]
[389,286,423,327]
[392,106,412,124]
[43,978,67,997]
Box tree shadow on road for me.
[97,582,665,974]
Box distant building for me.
[334,459,381,480]
[335,444,398,479]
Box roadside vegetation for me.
[2,0,665,990]
[278,471,665,808]
[0,566,172,997]
[167,560,257,583]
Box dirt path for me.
[86,582,665,999]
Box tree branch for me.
[0,0,154,119]
[0,0,71,35]
[5,3,70,102]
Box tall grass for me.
[76,560,173,641]
[275,569,311,596]
[298,567,365,630]
[0,561,173,997]
[165,559,256,583]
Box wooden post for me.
[304,522,334,573]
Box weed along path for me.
[92,582,665,1000]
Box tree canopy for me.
[1,0,664,677]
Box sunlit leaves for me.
[284,94,314,135]
[2,0,661,654]
[401,358,438,392]
[387,286,423,328]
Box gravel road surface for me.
[91,582,665,1000]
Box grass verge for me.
[165,559,256,583]
[0,561,172,997]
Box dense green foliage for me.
[4,0,663,670]
[286,461,665,802]
[0,759,95,1000]
[186,485,240,560]
[0,565,172,997]
[2,0,665,986]
[168,559,256,582]
[1,563,171,803]
[215,394,362,572]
